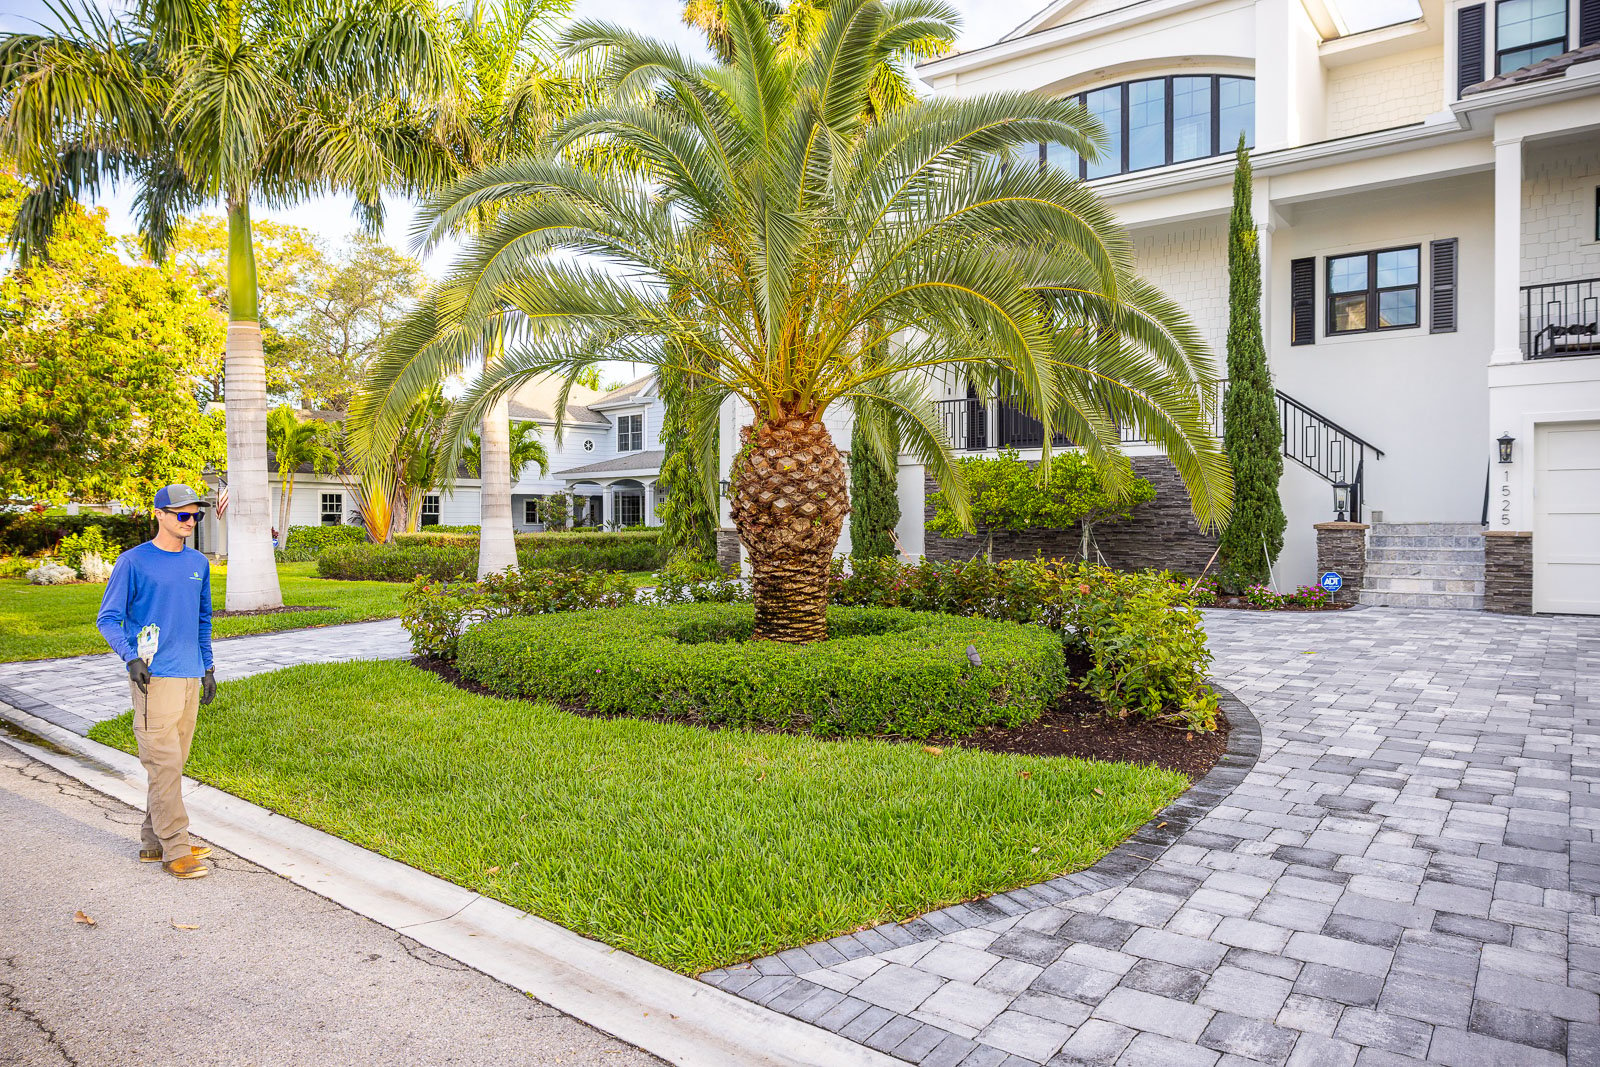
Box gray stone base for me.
[1314,522,1367,606]
[716,528,741,575]
[1484,530,1533,614]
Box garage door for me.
[1535,421,1600,614]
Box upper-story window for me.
[1495,0,1567,73]
[1040,76,1254,181]
[1326,247,1421,334]
[617,413,643,452]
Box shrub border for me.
[700,681,1262,983]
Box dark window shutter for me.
[1291,257,1316,346]
[1430,239,1459,333]
[1458,5,1486,95]
[1582,0,1600,47]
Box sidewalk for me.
[0,742,663,1067]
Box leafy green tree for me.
[266,406,340,551]
[1216,139,1285,591]
[0,176,226,506]
[360,0,1230,642]
[0,0,455,610]
[849,416,900,560]
[928,449,1155,561]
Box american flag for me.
[215,483,229,516]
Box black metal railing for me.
[935,381,1384,521]
[1523,278,1600,359]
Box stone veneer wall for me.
[1314,522,1368,606]
[1484,531,1533,615]
[921,456,1218,573]
[716,528,741,575]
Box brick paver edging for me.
[698,685,1263,1048]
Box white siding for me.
[1324,48,1444,139]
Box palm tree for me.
[361,0,1232,642]
[266,406,341,551]
[464,420,551,483]
[0,0,454,609]
[352,0,587,577]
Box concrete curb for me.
[0,703,899,1067]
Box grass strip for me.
[90,659,1189,974]
[0,562,405,662]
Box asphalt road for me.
[0,743,666,1067]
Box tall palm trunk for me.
[477,395,518,576]
[730,415,849,642]
[223,196,284,610]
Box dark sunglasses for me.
[162,509,205,523]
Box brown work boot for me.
[141,845,213,863]
[162,855,210,879]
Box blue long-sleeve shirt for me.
[96,542,214,678]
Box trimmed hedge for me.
[403,569,637,658]
[830,557,1218,731]
[455,603,1069,740]
[276,524,366,562]
[317,536,661,580]
[0,512,150,557]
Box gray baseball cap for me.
[153,484,211,510]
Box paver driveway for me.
[705,607,1600,1067]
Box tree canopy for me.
[0,174,225,506]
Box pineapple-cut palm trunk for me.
[222,198,283,611]
[731,416,850,642]
[477,396,518,578]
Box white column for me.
[642,479,657,527]
[601,481,615,528]
[1491,135,1524,365]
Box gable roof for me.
[557,450,667,479]
[507,398,609,426]
[586,371,658,411]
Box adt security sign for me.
[1319,572,1343,593]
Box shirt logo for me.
[190,571,202,580]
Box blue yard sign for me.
[1319,572,1343,593]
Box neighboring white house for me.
[215,372,669,555]
[716,0,1600,613]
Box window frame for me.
[1040,75,1254,182]
[1324,245,1423,336]
[319,492,343,526]
[1494,0,1568,74]
[617,412,644,452]
[523,496,543,525]
[420,494,440,527]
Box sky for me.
[0,0,1422,275]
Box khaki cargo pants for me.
[130,677,201,862]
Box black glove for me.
[127,657,150,694]
[201,669,217,706]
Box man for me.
[96,484,219,879]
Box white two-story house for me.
[747,0,1598,613]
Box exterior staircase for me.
[1359,523,1486,610]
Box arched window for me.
[1038,75,1254,180]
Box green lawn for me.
[0,562,407,662]
[90,659,1189,974]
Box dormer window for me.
[618,413,643,451]
[1041,76,1255,181]
[1495,0,1567,73]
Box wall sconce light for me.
[1497,432,1515,464]
[719,479,730,497]
[1332,479,1352,522]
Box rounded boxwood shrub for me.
[454,603,1068,740]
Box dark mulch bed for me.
[214,605,332,618]
[412,653,1228,781]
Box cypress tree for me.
[657,363,719,569]
[1216,137,1287,591]
[849,417,901,561]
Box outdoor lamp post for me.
[1498,432,1516,464]
[1332,479,1352,522]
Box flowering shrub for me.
[401,568,636,658]
[650,558,749,604]
[1220,582,1336,610]
[828,557,1218,731]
